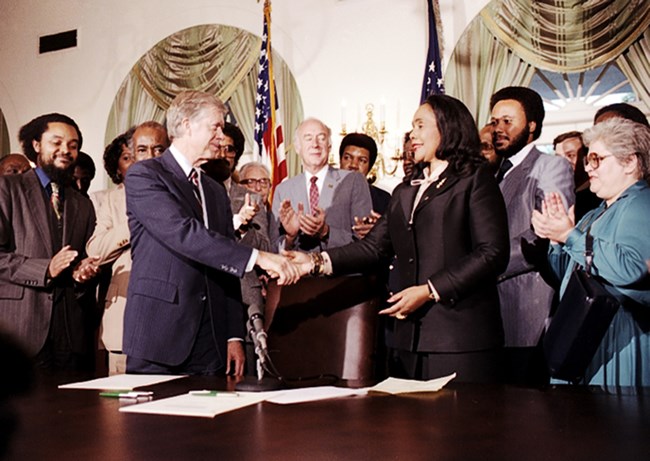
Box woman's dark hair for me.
[222,122,246,167]
[422,94,484,177]
[593,102,649,127]
[103,127,135,184]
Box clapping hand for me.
[352,210,380,239]
[278,199,301,239]
[48,245,79,279]
[237,193,259,226]
[72,256,100,283]
[531,192,575,244]
[299,205,328,239]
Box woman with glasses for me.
[532,118,650,393]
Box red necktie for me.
[309,176,319,215]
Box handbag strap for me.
[581,205,609,274]
[585,230,594,274]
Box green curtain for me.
[445,0,650,124]
[445,15,535,126]
[481,0,650,73]
[105,23,303,176]
[616,28,650,107]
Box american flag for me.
[254,0,286,201]
[420,0,445,102]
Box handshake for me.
[254,250,326,285]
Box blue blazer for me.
[123,150,252,367]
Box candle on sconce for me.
[380,97,386,125]
[340,99,347,133]
[395,99,401,132]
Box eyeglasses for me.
[217,145,236,157]
[583,152,614,169]
[240,178,271,187]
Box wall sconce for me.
[339,101,402,180]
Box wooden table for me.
[4,373,649,461]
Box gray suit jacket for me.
[270,167,372,252]
[227,181,269,307]
[497,146,575,347]
[0,169,96,355]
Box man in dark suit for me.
[270,118,373,252]
[0,113,98,371]
[490,87,575,386]
[124,91,298,375]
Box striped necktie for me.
[50,182,62,220]
[309,176,319,215]
[188,168,202,207]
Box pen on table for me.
[99,391,153,399]
[189,390,239,397]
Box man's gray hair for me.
[166,91,226,139]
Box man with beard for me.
[0,113,98,371]
[489,87,574,387]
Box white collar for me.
[169,144,195,178]
[505,143,535,171]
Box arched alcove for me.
[105,23,303,176]
[445,0,650,144]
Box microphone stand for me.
[235,306,285,392]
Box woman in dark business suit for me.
[291,95,510,382]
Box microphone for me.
[247,304,268,365]
[235,303,284,392]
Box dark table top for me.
[4,373,650,461]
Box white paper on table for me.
[119,392,271,418]
[264,386,367,405]
[58,374,187,390]
[368,373,456,395]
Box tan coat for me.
[87,185,131,352]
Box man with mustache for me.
[489,87,574,387]
[0,113,98,371]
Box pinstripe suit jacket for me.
[497,146,575,347]
[0,169,96,355]
[123,150,251,366]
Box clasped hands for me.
[531,192,576,244]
